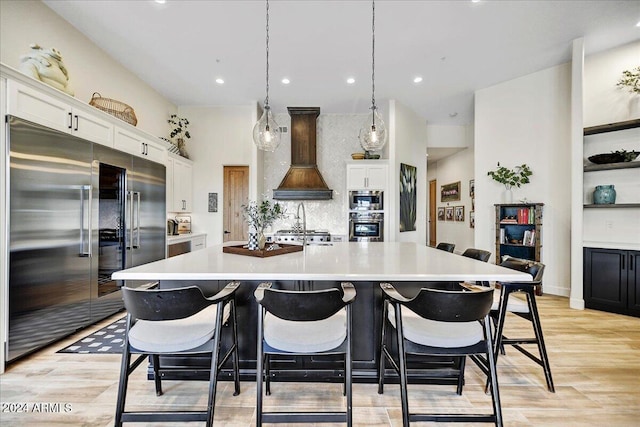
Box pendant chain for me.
[371,0,376,110]
[265,0,270,107]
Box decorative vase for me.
[593,185,616,205]
[502,187,513,204]
[247,232,259,250]
[176,138,189,159]
[258,232,267,250]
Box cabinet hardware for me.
[68,112,73,129]
[74,114,79,131]
[622,255,625,270]
[630,254,633,271]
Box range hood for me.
[273,107,333,200]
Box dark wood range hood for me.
[273,107,333,200]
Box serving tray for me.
[222,243,303,258]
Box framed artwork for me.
[469,179,475,198]
[437,207,445,221]
[455,206,465,222]
[441,181,461,202]
[445,206,454,221]
[208,193,218,212]
[399,163,417,232]
[470,211,475,228]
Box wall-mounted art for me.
[437,207,445,221]
[455,206,465,222]
[208,193,218,212]
[441,181,461,202]
[445,206,454,221]
[470,211,475,228]
[399,163,417,232]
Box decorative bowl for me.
[351,153,365,160]
[588,151,639,164]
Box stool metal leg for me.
[394,304,410,427]
[256,307,264,427]
[151,354,162,396]
[378,300,388,395]
[231,300,241,396]
[526,289,555,392]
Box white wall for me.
[433,147,475,253]
[178,105,255,246]
[389,100,428,244]
[426,125,474,252]
[584,40,640,126]
[0,0,176,137]
[475,63,572,296]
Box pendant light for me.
[253,0,282,152]
[358,0,387,152]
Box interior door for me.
[223,166,249,242]
[429,179,437,246]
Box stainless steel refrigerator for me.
[7,116,166,362]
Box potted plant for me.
[617,66,640,94]
[242,199,285,250]
[487,162,532,203]
[168,114,191,158]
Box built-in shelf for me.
[584,161,640,172]
[583,204,640,208]
[584,118,640,135]
[499,243,538,248]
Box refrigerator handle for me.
[79,185,91,257]
[134,192,141,249]
[126,190,133,250]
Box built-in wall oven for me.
[349,190,383,211]
[349,211,384,242]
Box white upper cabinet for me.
[346,162,388,190]
[114,126,166,164]
[7,79,114,147]
[167,154,193,213]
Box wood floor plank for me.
[1,295,639,426]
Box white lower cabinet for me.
[191,235,206,251]
[167,153,193,213]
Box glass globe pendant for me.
[358,0,387,152]
[253,105,281,152]
[359,106,387,151]
[253,0,281,152]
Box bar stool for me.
[114,282,241,427]
[436,242,456,253]
[254,282,356,426]
[378,283,502,426]
[491,257,554,392]
[461,248,492,262]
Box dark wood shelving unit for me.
[584,161,640,172]
[583,118,640,135]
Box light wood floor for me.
[1,295,639,426]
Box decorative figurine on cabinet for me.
[19,43,74,96]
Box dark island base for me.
[153,279,464,385]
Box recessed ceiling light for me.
[215,78,224,85]
[281,78,290,85]
[155,0,166,4]
[346,77,356,85]
[413,76,423,83]
[471,0,481,3]
[636,21,640,27]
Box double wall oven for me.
[348,190,384,242]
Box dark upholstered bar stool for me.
[254,282,356,426]
[461,248,492,262]
[436,242,456,253]
[378,283,502,426]
[490,257,554,392]
[114,282,241,427]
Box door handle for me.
[224,230,231,234]
[622,254,625,270]
[630,254,633,271]
[79,185,92,257]
[68,112,73,129]
[133,192,141,249]
[126,190,133,250]
[74,114,79,131]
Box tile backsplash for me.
[263,113,368,236]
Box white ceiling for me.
[43,0,639,127]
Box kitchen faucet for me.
[296,202,307,246]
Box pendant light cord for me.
[371,0,376,111]
[265,0,271,107]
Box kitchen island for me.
[112,242,531,383]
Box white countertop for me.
[167,233,206,244]
[113,242,532,282]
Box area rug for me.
[57,316,126,354]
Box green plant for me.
[242,199,285,233]
[616,66,640,94]
[614,149,640,162]
[168,114,191,140]
[487,163,532,189]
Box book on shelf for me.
[500,228,506,244]
[523,230,536,246]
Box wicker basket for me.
[89,92,138,126]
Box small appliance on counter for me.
[175,215,192,234]
[167,219,179,236]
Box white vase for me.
[502,188,513,204]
